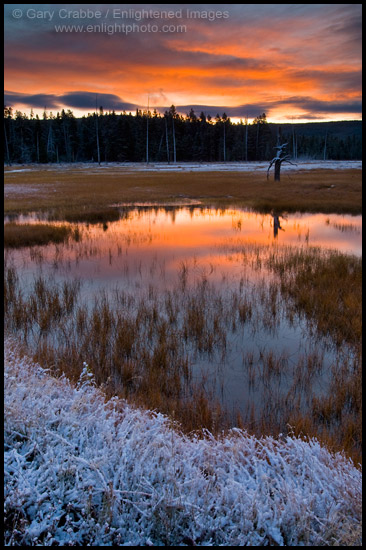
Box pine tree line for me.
[3,106,362,165]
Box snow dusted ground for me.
[4,340,362,546]
[111,160,362,173]
[3,184,47,198]
[4,160,362,174]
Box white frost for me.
[4,160,362,176]
[4,339,362,546]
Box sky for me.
[4,3,362,123]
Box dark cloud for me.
[270,97,362,115]
[61,92,137,111]
[290,69,362,91]
[4,91,61,110]
[176,105,262,119]
[325,8,362,41]
[4,90,138,112]
[176,98,362,119]
[5,89,361,119]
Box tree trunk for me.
[47,124,54,161]
[95,95,101,165]
[274,160,281,181]
[4,123,11,166]
[157,131,164,159]
[165,116,170,163]
[172,116,176,163]
[63,122,70,162]
[36,132,40,163]
[223,122,226,162]
[146,97,149,163]
[245,120,248,162]
[95,114,101,165]
[146,113,149,163]
[292,125,297,161]
[323,131,327,161]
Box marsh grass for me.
[268,249,362,347]
[4,241,362,464]
[4,271,228,433]
[325,218,361,234]
[60,207,121,224]
[4,222,79,248]
[261,248,362,462]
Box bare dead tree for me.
[95,94,101,166]
[292,119,297,161]
[172,115,176,163]
[146,94,149,164]
[47,122,54,157]
[36,132,40,163]
[157,131,164,159]
[4,123,11,166]
[267,143,297,182]
[244,115,248,162]
[223,118,226,162]
[323,130,327,161]
[165,114,170,163]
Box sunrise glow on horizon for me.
[4,4,362,123]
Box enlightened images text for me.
[24,8,230,22]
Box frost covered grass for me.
[4,164,362,215]
[4,340,362,546]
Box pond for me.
[5,206,361,283]
[4,206,362,435]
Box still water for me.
[6,206,362,286]
[5,206,362,426]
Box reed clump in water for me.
[4,223,78,248]
[267,248,362,347]
[4,270,232,434]
[62,207,121,224]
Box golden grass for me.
[268,249,362,347]
[59,207,121,224]
[265,249,362,464]
[4,166,362,215]
[4,223,77,248]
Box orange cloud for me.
[4,4,362,121]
